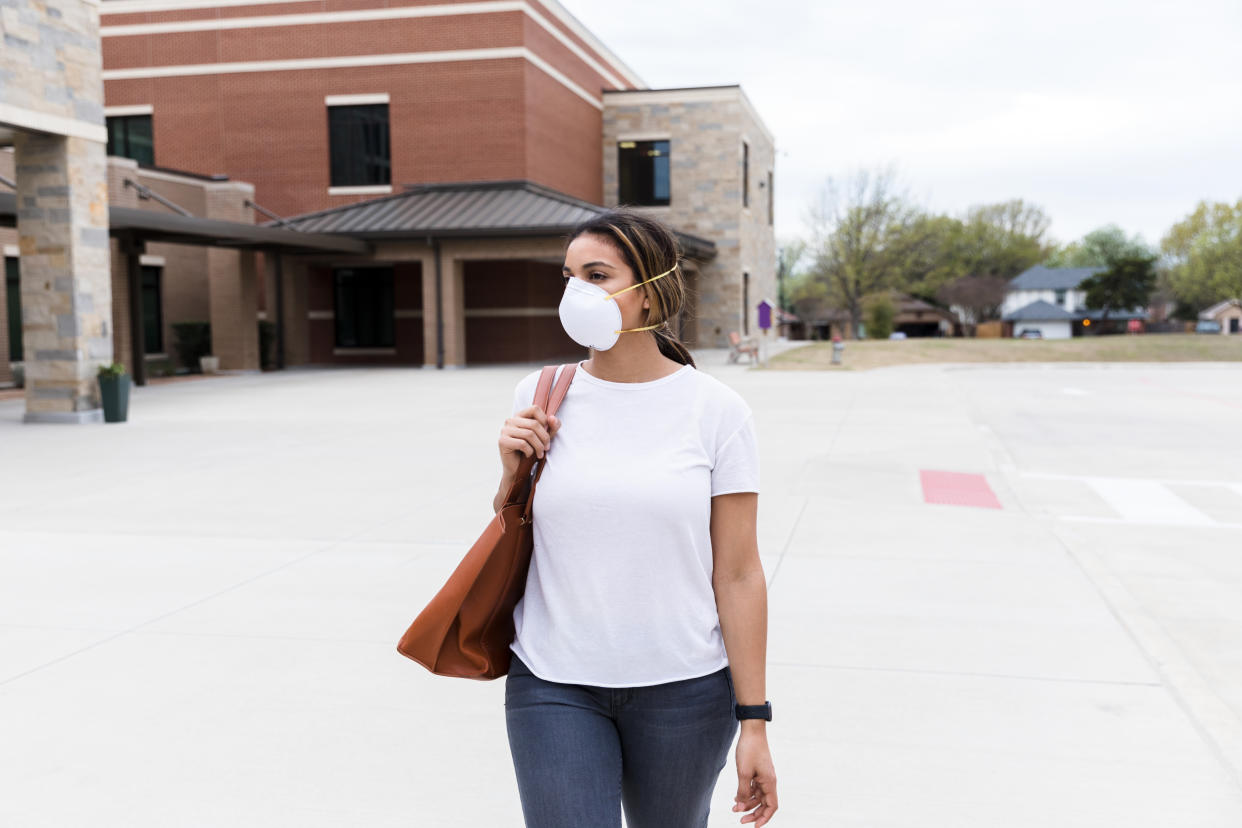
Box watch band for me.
[734,701,772,721]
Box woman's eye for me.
[590,272,606,281]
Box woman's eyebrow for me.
[562,261,617,273]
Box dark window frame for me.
[5,257,21,363]
[333,266,395,348]
[328,103,392,187]
[617,139,671,207]
[742,141,750,208]
[743,271,750,336]
[105,114,154,165]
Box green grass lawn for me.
[769,334,1242,371]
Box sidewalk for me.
[1,360,1241,826]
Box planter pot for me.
[98,374,131,423]
[200,355,220,374]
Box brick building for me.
[3,0,776,395]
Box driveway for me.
[1,357,1240,826]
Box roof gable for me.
[268,180,716,258]
[1009,265,1104,291]
[1003,299,1073,321]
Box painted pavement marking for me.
[920,470,1003,510]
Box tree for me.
[1046,225,1152,268]
[958,200,1053,280]
[1080,254,1157,325]
[775,239,807,312]
[806,169,922,339]
[936,274,1008,335]
[895,199,1052,300]
[1161,200,1242,310]
[785,270,832,331]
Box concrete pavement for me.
[1,354,1241,826]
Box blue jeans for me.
[504,654,739,828]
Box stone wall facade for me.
[2,0,113,421]
[602,86,776,348]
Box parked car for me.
[888,332,907,340]
[1195,320,1223,334]
[1017,329,1043,339]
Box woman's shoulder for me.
[685,366,751,413]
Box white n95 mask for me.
[558,266,675,351]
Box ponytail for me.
[654,327,695,367]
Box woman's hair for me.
[567,209,696,367]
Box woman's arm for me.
[711,491,779,826]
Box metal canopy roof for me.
[0,191,369,255]
[266,180,717,260]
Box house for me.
[1001,265,1148,338]
[1200,299,1242,334]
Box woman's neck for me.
[584,335,683,383]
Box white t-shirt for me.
[508,360,760,687]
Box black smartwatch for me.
[734,701,772,721]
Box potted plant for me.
[172,321,212,373]
[97,362,131,423]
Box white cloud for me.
[564,0,1242,246]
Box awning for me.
[265,180,717,261]
[0,191,368,255]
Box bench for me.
[728,331,760,364]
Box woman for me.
[494,209,778,828]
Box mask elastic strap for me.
[615,321,665,335]
[605,265,676,300]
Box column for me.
[14,132,112,424]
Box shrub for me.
[97,362,127,379]
[864,295,896,340]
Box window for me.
[742,142,750,208]
[618,140,670,206]
[743,271,750,335]
[767,171,774,226]
[328,104,391,187]
[1055,289,1067,307]
[5,257,21,363]
[334,267,394,347]
[106,115,154,165]
[141,265,163,354]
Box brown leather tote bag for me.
[396,363,577,680]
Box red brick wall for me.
[102,1,635,217]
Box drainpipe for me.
[431,236,444,369]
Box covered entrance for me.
[272,180,715,368]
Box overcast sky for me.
[566,0,1242,250]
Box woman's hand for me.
[733,726,778,825]
[498,405,560,483]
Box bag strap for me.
[502,364,576,509]
[545,363,577,416]
[522,363,577,521]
